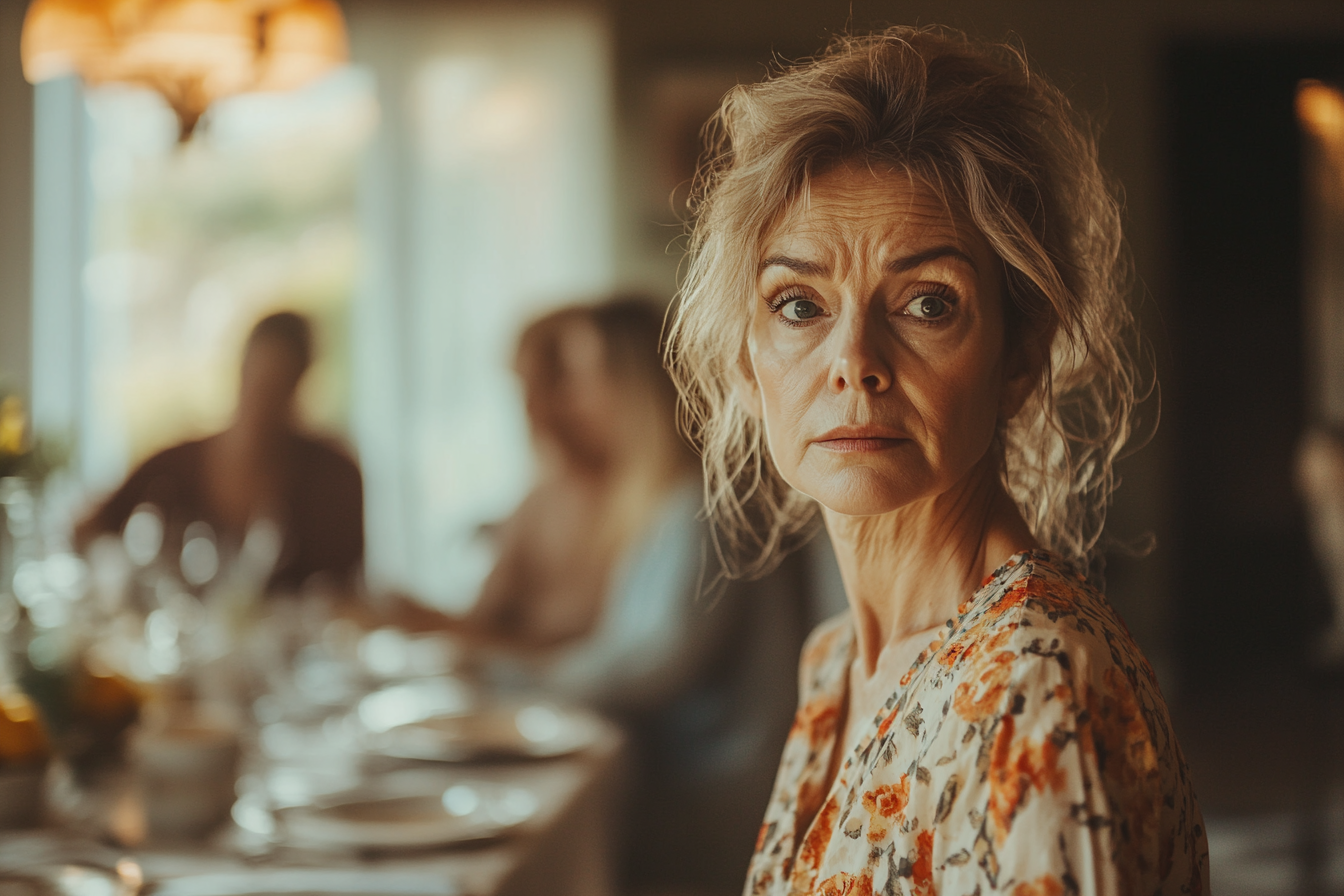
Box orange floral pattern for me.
[744,552,1208,895]
[861,776,910,842]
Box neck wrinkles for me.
[822,451,1035,676]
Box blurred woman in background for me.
[74,311,364,595]
[463,298,699,649]
[668,27,1207,894]
[447,296,814,894]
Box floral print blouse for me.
[746,551,1208,896]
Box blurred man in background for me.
[74,311,364,595]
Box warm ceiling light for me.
[20,0,348,141]
[1297,80,1344,146]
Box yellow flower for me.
[0,396,27,456]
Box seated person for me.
[460,298,700,648]
[74,311,363,595]
[444,297,815,894]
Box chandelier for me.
[21,0,348,141]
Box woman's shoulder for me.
[952,553,1204,890]
[840,552,1205,894]
[800,611,854,669]
[795,610,854,700]
[970,549,1100,621]
[951,550,1161,698]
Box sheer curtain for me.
[349,6,616,608]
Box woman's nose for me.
[828,310,892,393]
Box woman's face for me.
[745,164,1030,517]
[521,322,620,470]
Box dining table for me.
[0,614,628,896]
[0,716,625,896]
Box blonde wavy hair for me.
[666,25,1143,578]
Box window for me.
[351,7,616,607]
[32,7,617,609]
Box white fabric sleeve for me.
[543,481,714,712]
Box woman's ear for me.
[999,323,1052,422]
[732,352,764,419]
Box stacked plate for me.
[363,700,604,763]
[276,770,540,852]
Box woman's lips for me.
[815,437,907,452]
[812,426,909,452]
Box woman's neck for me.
[822,455,1037,677]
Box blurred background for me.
[0,1,1343,894]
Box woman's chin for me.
[793,468,928,518]
[815,495,914,518]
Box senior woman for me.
[667,27,1208,896]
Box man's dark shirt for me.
[83,433,363,594]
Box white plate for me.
[368,702,603,762]
[356,678,475,734]
[277,774,539,851]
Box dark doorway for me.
[1164,41,1344,689]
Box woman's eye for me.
[905,293,950,320]
[780,298,822,322]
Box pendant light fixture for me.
[21,0,348,141]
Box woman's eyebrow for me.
[759,255,827,276]
[759,246,976,277]
[885,245,978,274]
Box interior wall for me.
[0,2,32,402]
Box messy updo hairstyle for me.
[666,25,1142,577]
[516,296,696,477]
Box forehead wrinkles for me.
[761,171,975,278]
